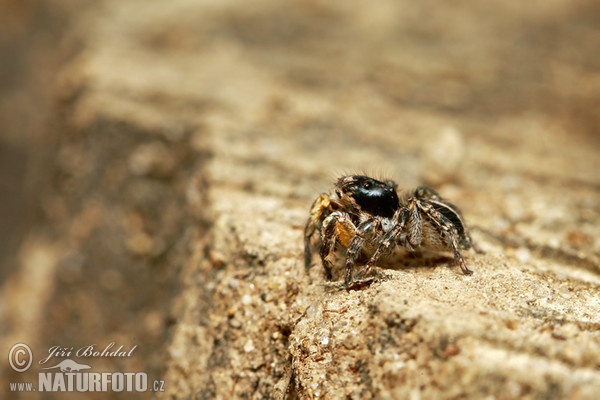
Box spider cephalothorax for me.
[304,175,476,288]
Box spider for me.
[304,175,477,288]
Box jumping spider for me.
[304,175,477,288]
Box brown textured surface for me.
[1,1,599,399]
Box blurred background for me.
[0,0,72,282]
[1,0,599,398]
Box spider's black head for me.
[337,175,400,218]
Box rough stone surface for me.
[1,1,599,399]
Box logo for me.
[8,343,32,372]
[7,342,165,394]
[41,359,91,372]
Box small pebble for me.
[243,340,254,353]
[242,294,252,305]
[515,248,531,263]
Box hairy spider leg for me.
[356,208,409,283]
[405,200,424,249]
[304,194,335,269]
[320,211,359,280]
[343,219,380,286]
[415,200,473,275]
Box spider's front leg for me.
[343,219,378,286]
[351,208,409,285]
[304,194,336,270]
[319,211,359,280]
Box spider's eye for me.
[345,176,399,218]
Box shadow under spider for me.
[320,251,460,291]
